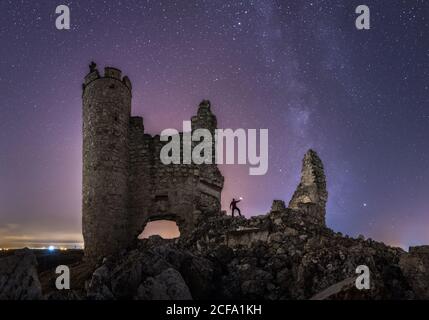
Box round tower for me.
[82,63,132,262]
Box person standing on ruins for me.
[230,198,242,217]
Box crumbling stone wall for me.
[82,64,224,262]
[127,105,224,240]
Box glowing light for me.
[48,245,55,252]
[239,197,243,200]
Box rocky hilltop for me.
[1,150,429,300]
[81,205,428,300]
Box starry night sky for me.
[0,0,428,249]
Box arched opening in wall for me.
[138,220,180,240]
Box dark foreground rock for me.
[0,248,43,300]
[2,208,429,300]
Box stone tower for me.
[82,63,133,261]
[288,149,328,225]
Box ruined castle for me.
[82,64,328,262]
[4,67,429,301]
[82,63,224,261]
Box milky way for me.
[0,0,428,249]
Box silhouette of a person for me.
[230,198,242,217]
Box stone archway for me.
[137,213,183,240]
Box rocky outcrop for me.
[0,248,43,300]
[79,150,427,300]
[85,236,217,300]
[399,246,429,299]
[136,268,192,300]
[81,201,424,300]
[310,277,356,300]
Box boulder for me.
[136,268,192,300]
[0,248,43,300]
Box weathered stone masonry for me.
[288,149,328,226]
[82,64,224,261]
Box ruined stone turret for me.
[191,100,217,133]
[191,100,218,165]
[82,63,132,261]
[288,149,328,225]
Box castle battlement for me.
[83,63,132,92]
[104,66,122,80]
